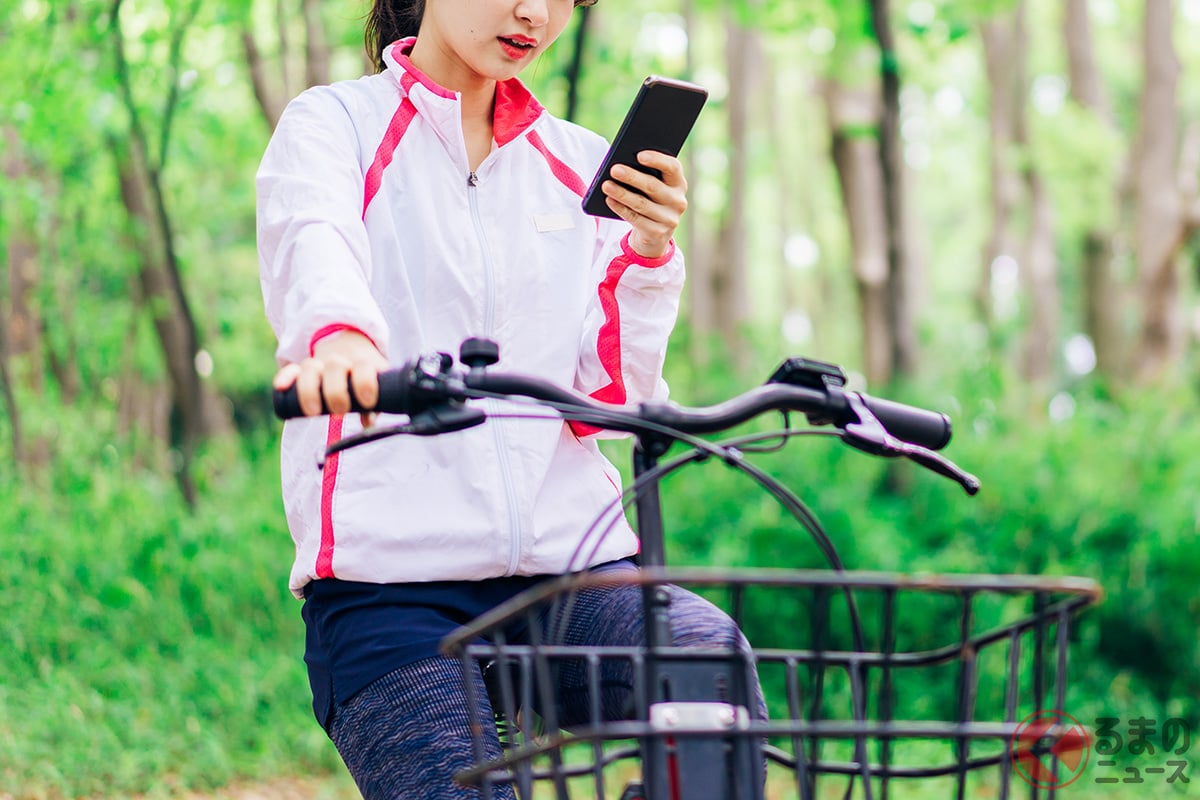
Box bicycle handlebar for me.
[635,384,950,451]
[272,342,952,452]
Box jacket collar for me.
[382,38,545,146]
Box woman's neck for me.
[406,41,496,171]
[460,88,496,171]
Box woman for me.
[258,1,759,797]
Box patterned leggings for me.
[327,581,764,800]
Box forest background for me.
[1,0,1198,797]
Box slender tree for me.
[867,0,918,380]
[708,3,760,366]
[242,0,336,131]
[3,127,43,399]
[110,0,232,505]
[823,70,892,385]
[1063,0,1124,380]
[563,5,593,122]
[979,0,1060,385]
[681,0,715,363]
[822,0,916,386]
[1130,0,1200,381]
[302,0,330,88]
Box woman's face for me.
[413,0,576,88]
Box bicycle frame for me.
[631,438,765,800]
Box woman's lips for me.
[498,36,537,59]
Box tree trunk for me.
[1063,0,1124,380]
[301,0,330,88]
[980,0,1060,385]
[1063,0,1112,119]
[42,208,83,404]
[1132,0,1187,381]
[1013,0,1058,384]
[710,6,757,365]
[116,313,172,451]
[3,127,44,396]
[979,14,1024,332]
[681,0,715,364]
[114,138,234,505]
[563,5,592,123]
[110,0,233,498]
[867,0,918,380]
[0,233,24,466]
[824,79,892,386]
[1022,171,1060,382]
[0,320,22,467]
[245,0,336,132]
[276,0,292,100]
[766,54,809,353]
[243,27,285,130]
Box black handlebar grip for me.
[272,377,371,420]
[860,395,952,451]
[272,369,414,420]
[375,368,417,414]
[272,384,307,420]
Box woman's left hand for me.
[602,151,688,259]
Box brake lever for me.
[405,403,486,436]
[317,362,485,466]
[841,393,980,495]
[320,421,417,466]
[897,444,981,495]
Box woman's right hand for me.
[273,329,388,426]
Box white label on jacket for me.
[533,213,575,233]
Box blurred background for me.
[1,0,1197,797]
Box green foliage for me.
[654,351,1200,741]
[1033,108,1124,240]
[0,405,342,797]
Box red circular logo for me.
[1009,710,1091,788]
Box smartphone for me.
[581,76,708,219]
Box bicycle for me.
[274,338,1102,800]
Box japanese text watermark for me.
[1008,711,1192,789]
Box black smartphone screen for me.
[581,76,708,219]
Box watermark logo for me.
[1009,709,1091,789]
[1093,716,1191,785]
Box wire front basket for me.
[440,567,1102,800]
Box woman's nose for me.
[515,0,549,27]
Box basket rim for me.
[439,566,1103,655]
[452,718,1087,787]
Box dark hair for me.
[366,0,598,73]
[366,0,426,73]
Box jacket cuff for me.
[620,232,676,268]
[309,324,378,357]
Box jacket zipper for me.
[467,170,524,576]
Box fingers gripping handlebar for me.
[272,338,956,453]
[271,352,454,419]
[272,352,490,437]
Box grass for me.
[0,422,345,798]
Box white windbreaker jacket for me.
[258,41,685,598]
